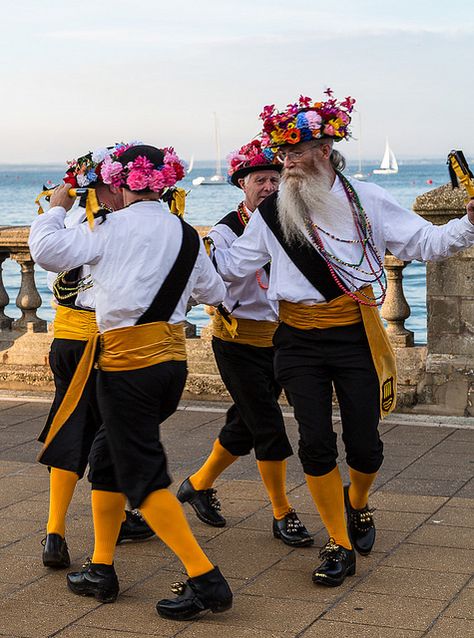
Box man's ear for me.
[237,177,246,190]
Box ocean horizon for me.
[1,158,460,344]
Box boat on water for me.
[373,139,398,174]
[192,113,228,186]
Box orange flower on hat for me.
[284,128,301,144]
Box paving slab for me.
[0,398,472,638]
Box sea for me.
[0,160,457,344]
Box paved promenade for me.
[0,395,473,638]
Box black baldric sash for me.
[258,193,343,302]
[136,218,201,325]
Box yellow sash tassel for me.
[279,286,397,417]
[35,188,100,230]
[212,314,277,348]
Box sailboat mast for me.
[214,112,222,177]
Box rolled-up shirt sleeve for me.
[191,241,227,306]
[382,191,474,261]
[214,211,271,281]
[29,207,104,272]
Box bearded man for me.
[211,91,474,587]
[178,140,312,548]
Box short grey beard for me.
[277,169,353,246]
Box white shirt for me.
[209,207,278,322]
[214,176,474,305]
[30,201,226,332]
[46,204,95,310]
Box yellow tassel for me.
[35,188,100,230]
[216,306,239,339]
[170,188,186,217]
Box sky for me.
[1,0,473,164]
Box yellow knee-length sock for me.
[257,460,291,520]
[140,489,214,578]
[47,468,79,537]
[305,467,352,549]
[91,490,127,565]
[190,439,239,491]
[348,468,378,510]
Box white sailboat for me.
[373,139,398,174]
[187,155,194,175]
[192,113,228,186]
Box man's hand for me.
[467,199,474,225]
[49,184,76,211]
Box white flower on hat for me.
[91,147,111,163]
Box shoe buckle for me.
[170,581,186,595]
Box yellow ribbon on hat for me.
[35,188,101,230]
[169,187,187,217]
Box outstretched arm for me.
[213,211,271,281]
[382,190,474,262]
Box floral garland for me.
[63,142,140,188]
[101,147,186,192]
[259,89,356,159]
[227,139,278,180]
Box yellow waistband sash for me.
[279,287,397,418]
[98,321,186,372]
[53,305,98,341]
[39,320,186,459]
[212,314,278,348]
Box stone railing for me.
[0,226,46,333]
[0,187,472,416]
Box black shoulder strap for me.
[136,218,201,325]
[215,211,245,237]
[258,193,343,302]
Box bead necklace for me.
[303,173,386,306]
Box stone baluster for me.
[381,253,414,347]
[0,253,13,330]
[10,252,47,332]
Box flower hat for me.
[259,89,356,159]
[101,144,186,193]
[62,142,141,188]
[227,139,281,188]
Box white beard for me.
[277,169,354,246]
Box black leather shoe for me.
[344,485,376,556]
[273,509,314,547]
[42,533,70,569]
[116,510,155,544]
[67,560,119,603]
[156,566,232,621]
[177,478,226,527]
[312,539,356,587]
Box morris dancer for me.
[178,140,312,547]
[211,91,474,586]
[30,145,233,620]
[38,146,153,571]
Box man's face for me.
[279,140,331,180]
[239,170,280,210]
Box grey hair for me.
[330,149,346,172]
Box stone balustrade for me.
[0,226,46,333]
[0,186,472,417]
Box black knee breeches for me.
[88,360,187,509]
[273,322,383,476]
[213,337,292,461]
